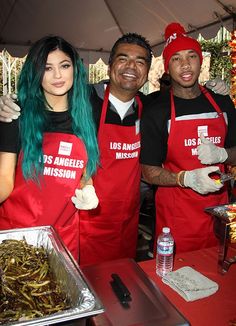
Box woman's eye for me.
[62,64,71,69]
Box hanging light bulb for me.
[229,29,236,106]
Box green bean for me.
[0,238,70,324]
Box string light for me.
[229,29,236,107]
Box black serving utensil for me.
[110,273,132,308]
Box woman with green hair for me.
[0,36,99,259]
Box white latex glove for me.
[205,77,229,96]
[184,166,223,195]
[197,134,228,164]
[71,185,99,210]
[0,94,21,122]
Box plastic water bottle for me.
[156,227,174,277]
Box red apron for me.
[0,132,87,259]
[79,86,142,265]
[155,86,228,253]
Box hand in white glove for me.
[197,134,228,164]
[184,166,223,195]
[205,77,229,96]
[0,94,21,122]
[71,185,99,210]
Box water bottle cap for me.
[163,227,170,233]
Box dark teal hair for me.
[17,36,99,181]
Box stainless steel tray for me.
[0,226,104,325]
[82,258,190,326]
[205,203,236,274]
[205,203,236,222]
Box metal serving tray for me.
[82,258,190,326]
[205,204,236,274]
[205,203,236,222]
[0,226,104,326]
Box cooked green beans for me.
[0,238,70,323]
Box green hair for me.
[17,36,99,181]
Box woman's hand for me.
[71,185,99,210]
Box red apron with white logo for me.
[0,132,87,259]
[155,86,228,253]
[79,86,142,265]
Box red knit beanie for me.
[162,22,203,72]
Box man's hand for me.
[71,185,99,210]
[0,94,21,122]
[205,77,229,96]
[197,134,228,164]
[184,166,223,194]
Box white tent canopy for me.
[0,0,235,64]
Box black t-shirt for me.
[0,83,143,154]
[0,119,19,153]
[140,89,236,166]
[0,110,73,154]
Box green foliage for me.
[0,62,2,95]
[200,40,232,85]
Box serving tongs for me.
[217,171,235,183]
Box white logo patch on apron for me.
[58,141,73,156]
[198,125,208,138]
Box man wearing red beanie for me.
[141,22,236,253]
[162,22,203,72]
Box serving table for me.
[83,246,236,326]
